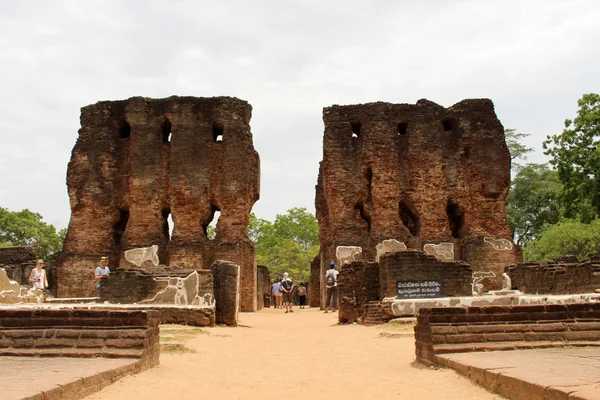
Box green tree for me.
[506,164,562,247]
[505,128,534,172]
[248,208,319,282]
[525,219,600,262]
[543,93,600,221]
[0,207,65,259]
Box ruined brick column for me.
[212,261,240,326]
[58,96,260,310]
[315,99,520,302]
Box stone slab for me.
[438,347,600,400]
[385,293,600,317]
[0,356,142,400]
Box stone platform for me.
[0,357,142,400]
[0,302,216,327]
[384,293,600,318]
[438,347,600,400]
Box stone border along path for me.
[438,347,600,400]
[0,357,143,400]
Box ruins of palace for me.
[57,96,260,311]
[1,95,598,400]
[312,98,521,307]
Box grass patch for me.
[160,343,197,354]
[159,324,207,354]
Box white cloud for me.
[0,0,599,229]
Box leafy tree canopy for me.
[543,93,600,221]
[506,163,562,247]
[0,207,65,259]
[249,207,319,282]
[524,218,600,262]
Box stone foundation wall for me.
[415,303,600,366]
[0,308,160,367]
[379,250,472,299]
[506,256,600,295]
[100,267,213,305]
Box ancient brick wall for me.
[309,256,321,307]
[506,256,600,295]
[337,261,379,306]
[315,99,520,302]
[58,96,260,311]
[256,265,270,310]
[415,303,600,366]
[379,251,472,299]
[337,261,379,322]
[0,246,37,285]
[0,308,160,366]
[212,261,240,326]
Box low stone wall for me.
[100,267,214,305]
[415,303,600,366]
[380,251,472,299]
[0,308,160,368]
[506,255,600,295]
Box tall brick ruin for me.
[58,96,260,311]
[315,99,521,305]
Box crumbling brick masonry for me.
[315,99,521,305]
[58,96,260,311]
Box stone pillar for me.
[212,261,240,326]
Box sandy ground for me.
[84,308,503,400]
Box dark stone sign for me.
[396,280,443,299]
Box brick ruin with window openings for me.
[315,99,521,305]
[57,96,260,311]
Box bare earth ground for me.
[84,308,502,400]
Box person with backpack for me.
[280,272,294,313]
[324,261,339,313]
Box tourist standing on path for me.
[271,279,282,309]
[297,283,307,309]
[325,261,339,313]
[95,256,110,295]
[28,259,48,290]
[280,272,294,313]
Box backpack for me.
[281,279,293,292]
[326,270,336,286]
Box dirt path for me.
[84,308,502,400]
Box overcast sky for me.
[0,0,599,230]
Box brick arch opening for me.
[213,123,224,143]
[351,122,361,138]
[203,204,221,240]
[161,119,172,144]
[399,201,420,236]
[112,208,129,246]
[447,200,464,238]
[118,120,131,139]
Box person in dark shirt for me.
[280,272,294,313]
